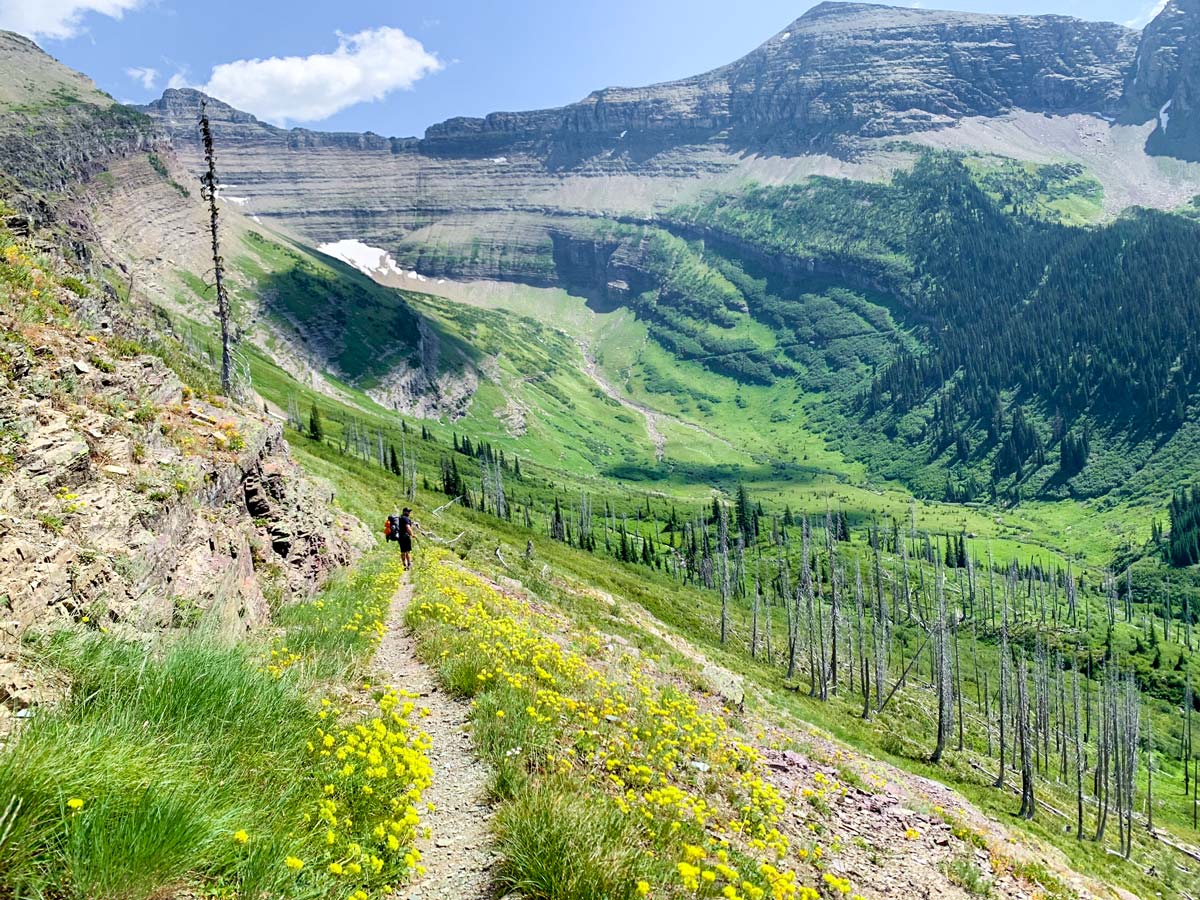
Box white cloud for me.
[0,0,145,40]
[166,70,189,90]
[1125,0,1168,29]
[125,65,157,90]
[199,27,441,125]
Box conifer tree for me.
[308,403,324,442]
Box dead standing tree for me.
[1016,646,1036,819]
[930,563,955,764]
[198,101,233,397]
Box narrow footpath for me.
[373,578,497,900]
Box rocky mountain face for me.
[0,236,369,652]
[143,2,1176,165]
[125,1,1200,304]
[424,2,1138,154]
[1127,0,1200,160]
[0,31,156,198]
[142,3,1151,175]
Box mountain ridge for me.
[142,1,1156,158]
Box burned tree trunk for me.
[198,101,233,396]
[1016,648,1036,820]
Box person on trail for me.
[398,507,416,570]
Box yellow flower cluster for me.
[257,553,425,897]
[410,551,837,900]
[265,646,303,678]
[1,228,61,322]
[288,687,433,893]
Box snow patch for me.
[215,188,250,205]
[317,238,425,283]
[780,31,791,40]
[490,156,508,164]
[1160,99,1173,133]
[618,129,627,139]
[318,239,398,275]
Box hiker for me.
[397,507,416,570]
[384,508,418,569]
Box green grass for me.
[0,552,411,900]
[493,779,646,900]
[961,155,1105,225]
[0,634,324,899]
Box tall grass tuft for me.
[493,778,647,900]
[0,634,326,899]
[0,550,408,900]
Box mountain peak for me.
[146,88,265,126]
[784,0,1128,32]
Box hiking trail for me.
[374,577,497,900]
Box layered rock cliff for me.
[1127,0,1200,160]
[144,3,1150,170]
[123,1,1200,300]
[0,222,369,650]
[424,2,1139,154]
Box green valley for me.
[6,3,1200,900]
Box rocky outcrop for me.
[0,316,368,646]
[1125,0,1200,160]
[364,317,479,420]
[0,227,371,674]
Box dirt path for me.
[577,338,735,462]
[373,579,496,900]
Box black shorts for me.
[399,536,412,553]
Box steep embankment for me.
[401,544,1122,900]
[0,204,370,725]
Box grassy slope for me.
[9,175,1197,899]
[0,551,437,900]
[415,278,1142,571]
[290,434,1200,900]
[155,153,1161,577]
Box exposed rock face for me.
[0,32,155,199]
[425,2,1138,153]
[126,1,1200,299]
[142,4,1145,174]
[0,322,369,644]
[1126,0,1200,160]
[0,244,370,661]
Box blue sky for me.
[0,0,1165,137]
